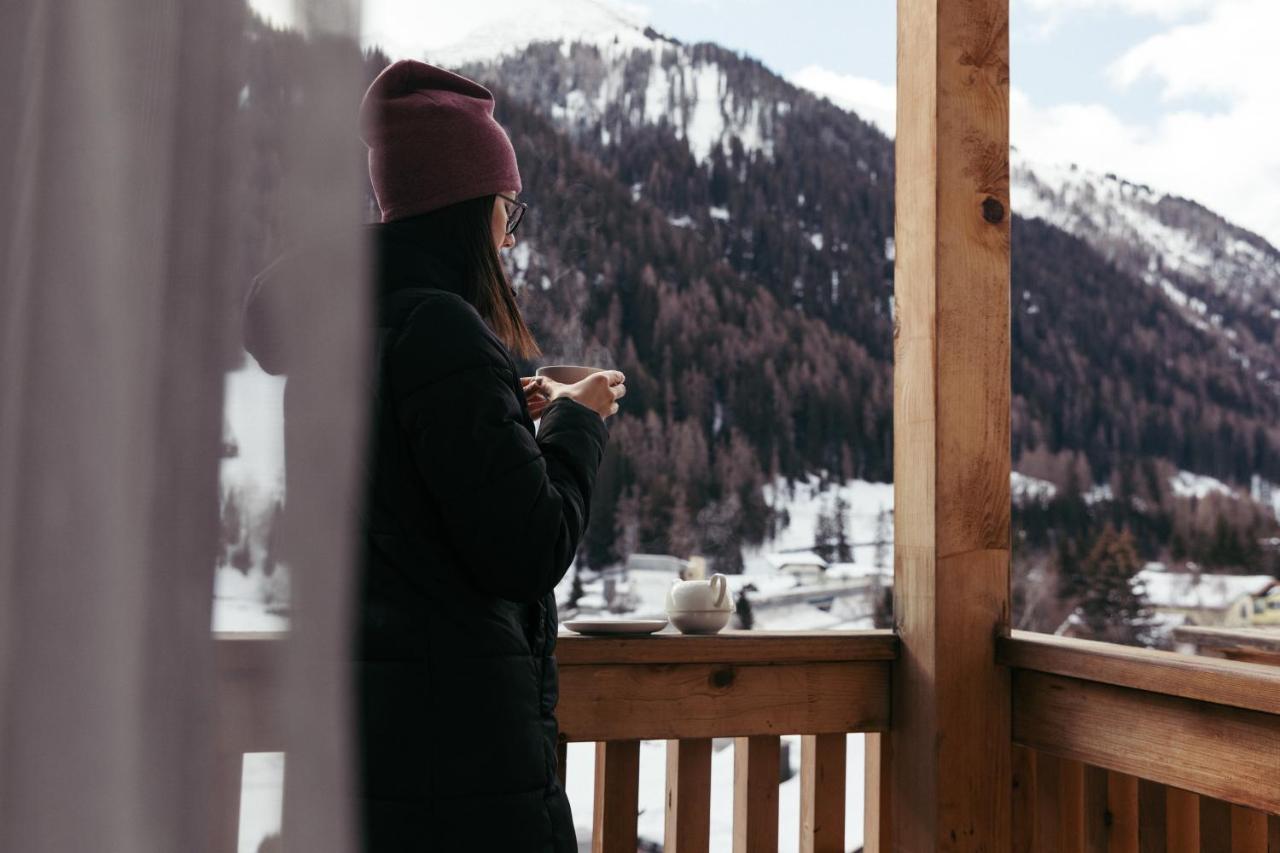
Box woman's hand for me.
[521,377,551,419]
[529,370,626,420]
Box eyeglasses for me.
[497,193,527,236]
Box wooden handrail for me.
[998,631,1280,815]
[997,629,1280,715]
[556,628,897,665]
[556,630,894,742]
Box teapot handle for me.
[710,573,728,608]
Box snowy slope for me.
[1011,153,1280,304]
[364,0,655,68]
[1012,152,1280,394]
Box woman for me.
[353,60,623,850]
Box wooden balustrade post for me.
[732,735,780,853]
[1230,806,1269,853]
[865,733,893,853]
[799,733,846,853]
[1167,788,1200,853]
[1012,745,1036,853]
[665,738,712,853]
[1201,798,1232,853]
[592,740,640,853]
[1136,781,1167,853]
[1107,771,1140,853]
[892,0,1012,848]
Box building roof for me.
[765,551,828,570]
[1135,568,1277,611]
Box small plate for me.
[562,618,668,636]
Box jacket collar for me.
[369,221,468,301]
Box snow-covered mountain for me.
[1012,154,1280,394]
[370,0,656,69]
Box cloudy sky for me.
[250,0,1279,246]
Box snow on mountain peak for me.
[362,0,655,68]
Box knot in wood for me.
[710,666,735,689]
[981,196,1005,224]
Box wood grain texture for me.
[1230,806,1269,853]
[592,740,640,853]
[1035,752,1084,853]
[892,0,1011,848]
[1107,772,1139,853]
[556,630,897,665]
[1267,815,1279,852]
[799,733,845,853]
[665,739,712,853]
[1011,671,1280,814]
[1166,787,1199,853]
[1013,745,1037,853]
[1137,780,1167,853]
[999,631,1280,716]
[733,736,780,853]
[558,660,890,742]
[865,733,892,853]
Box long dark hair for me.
[389,195,540,358]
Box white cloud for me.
[788,66,896,135]
[1107,0,1278,100]
[1018,0,1212,22]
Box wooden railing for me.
[997,631,1280,851]
[213,629,1280,852]
[554,630,896,852]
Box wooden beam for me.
[665,739,712,853]
[799,733,845,853]
[892,0,1012,848]
[592,740,640,853]
[999,632,1280,716]
[556,630,897,665]
[1011,671,1280,814]
[732,736,780,853]
[557,660,889,742]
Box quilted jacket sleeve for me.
[387,291,609,603]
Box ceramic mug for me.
[535,364,604,385]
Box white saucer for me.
[562,618,668,636]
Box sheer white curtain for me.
[0,1,367,851]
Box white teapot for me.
[665,573,733,634]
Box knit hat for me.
[359,60,522,223]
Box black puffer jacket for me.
[245,224,608,852]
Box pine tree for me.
[873,508,891,571]
[734,587,755,630]
[1074,525,1153,646]
[834,493,853,563]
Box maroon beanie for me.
[359,60,522,223]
